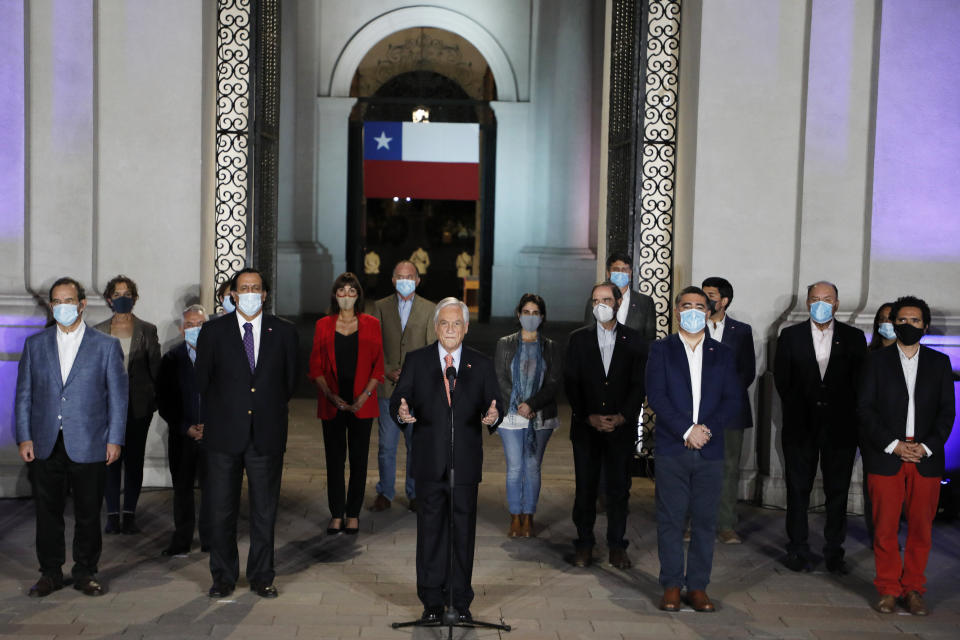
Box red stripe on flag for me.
[364,160,479,201]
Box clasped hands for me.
[587,413,626,432]
[684,424,712,450]
[327,391,368,413]
[893,440,926,463]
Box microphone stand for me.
[392,366,511,639]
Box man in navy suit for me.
[646,286,741,612]
[391,298,502,624]
[858,296,955,616]
[195,267,299,599]
[701,277,756,544]
[15,277,128,597]
[156,304,209,556]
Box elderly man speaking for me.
[391,297,502,625]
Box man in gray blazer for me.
[15,277,128,597]
[583,252,657,341]
[368,260,436,512]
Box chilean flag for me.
[363,121,480,201]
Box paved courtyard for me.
[1,398,959,639]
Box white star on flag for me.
[374,131,392,150]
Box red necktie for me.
[443,354,455,405]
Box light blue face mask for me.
[609,271,630,289]
[679,308,706,333]
[810,300,834,324]
[184,326,201,347]
[519,315,542,332]
[395,279,416,297]
[878,322,896,341]
[237,292,263,317]
[222,295,236,313]
[52,303,79,327]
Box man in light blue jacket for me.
[15,277,128,597]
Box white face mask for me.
[593,303,614,324]
[337,295,357,311]
[237,292,263,317]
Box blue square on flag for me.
[364,122,402,161]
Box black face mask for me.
[111,296,135,314]
[893,323,924,346]
[706,298,717,315]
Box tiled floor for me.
[1,398,958,639]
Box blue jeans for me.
[655,449,724,591]
[499,427,553,514]
[375,397,415,501]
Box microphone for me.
[445,366,457,390]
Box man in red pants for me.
[858,295,955,615]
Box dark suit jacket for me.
[15,324,128,462]
[774,320,867,446]
[493,331,563,421]
[94,315,161,419]
[858,344,955,477]
[563,323,648,442]
[371,293,436,398]
[583,288,657,341]
[706,315,756,429]
[156,342,200,437]
[645,334,742,460]
[195,312,299,456]
[389,342,502,485]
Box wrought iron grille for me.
[214,0,280,310]
[635,0,679,339]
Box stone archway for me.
[328,6,519,102]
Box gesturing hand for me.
[398,397,416,423]
[481,399,499,426]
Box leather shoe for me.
[208,583,235,598]
[659,587,682,612]
[408,498,418,512]
[104,513,121,534]
[343,517,359,535]
[872,594,897,614]
[74,578,104,597]
[369,494,391,512]
[121,512,140,534]
[609,547,632,569]
[162,544,191,557]
[520,514,533,538]
[419,607,442,624]
[251,583,278,598]
[783,552,813,572]
[326,518,343,535]
[27,576,63,598]
[717,529,742,545]
[826,557,850,576]
[508,514,522,537]
[686,589,716,612]
[573,547,593,567]
[457,610,473,623]
[903,590,928,616]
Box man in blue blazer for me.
[15,277,128,598]
[702,277,756,544]
[646,286,742,613]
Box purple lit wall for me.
[872,0,960,472]
[0,1,24,242]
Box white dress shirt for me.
[811,319,834,380]
[596,323,617,375]
[681,333,704,440]
[884,345,932,457]
[438,343,462,374]
[709,315,726,343]
[616,288,631,325]
[57,321,86,385]
[237,311,263,366]
[397,294,413,332]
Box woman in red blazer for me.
[309,272,384,536]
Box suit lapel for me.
[823,324,843,381]
[802,323,819,375]
[452,348,471,405]
[63,328,94,389]
[129,317,144,371]
[45,329,64,391]
[386,295,404,338]
[670,335,693,394]
[255,315,274,376]
[608,325,629,378]
[585,326,607,380]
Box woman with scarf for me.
[494,293,562,537]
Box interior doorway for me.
[345,28,497,320]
